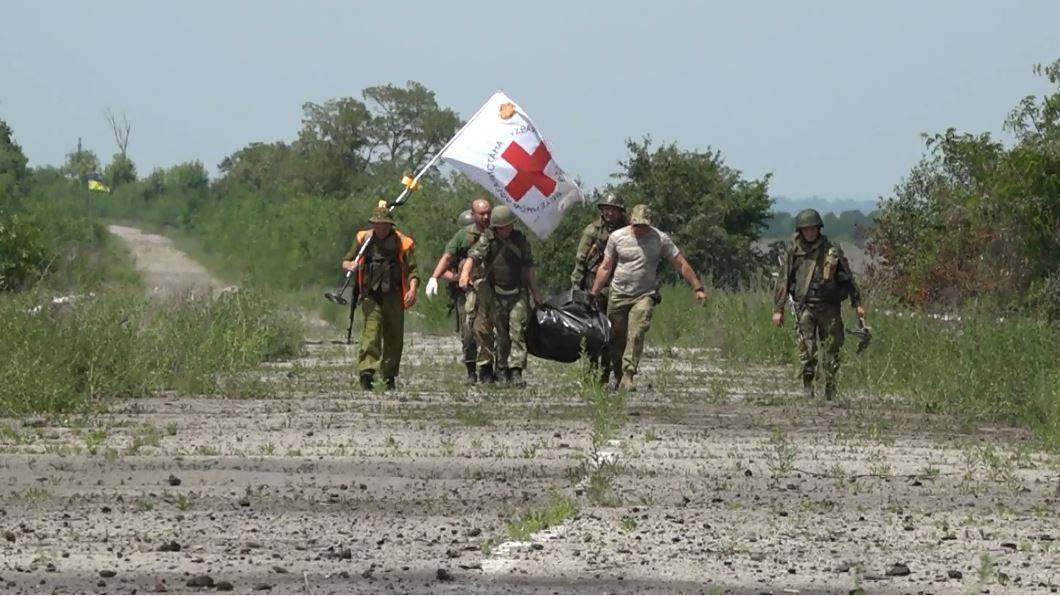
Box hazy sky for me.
[3,1,1058,200]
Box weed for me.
[643,428,659,443]
[456,406,491,427]
[133,496,155,512]
[621,515,638,532]
[506,488,577,541]
[174,493,193,511]
[128,423,162,455]
[766,427,798,479]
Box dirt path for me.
[0,228,1057,594]
[107,225,225,297]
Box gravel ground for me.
[0,227,1056,594]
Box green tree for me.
[105,153,137,187]
[613,138,772,288]
[363,81,461,172]
[0,119,30,199]
[869,59,1060,316]
[61,140,101,183]
[164,160,209,194]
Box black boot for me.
[509,367,526,388]
[465,362,478,385]
[497,367,510,386]
[385,376,397,391]
[359,372,374,391]
[802,374,815,400]
[478,364,495,384]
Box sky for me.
[2,0,1059,202]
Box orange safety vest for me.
[355,229,416,309]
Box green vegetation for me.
[506,488,577,541]
[869,59,1060,318]
[764,209,874,245]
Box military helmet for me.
[597,193,626,211]
[369,204,395,225]
[490,205,517,228]
[795,209,823,230]
[457,209,474,227]
[629,204,653,226]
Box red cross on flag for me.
[440,91,583,238]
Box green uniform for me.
[772,233,861,394]
[445,224,486,365]
[468,228,534,371]
[572,217,625,381]
[345,230,419,379]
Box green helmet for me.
[795,209,824,230]
[597,193,626,211]
[457,209,474,227]
[490,205,517,228]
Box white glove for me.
[425,277,439,299]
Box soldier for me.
[771,208,865,400]
[571,193,629,385]
[458,205,544,387]
[589,204,708,392]
[341,204,419,391]
[425,199,491,383]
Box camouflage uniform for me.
[468,208,534,384]
[346,211,418,390]
[772,210,861,400]
[444,222,486,374]
[571,195,628,383]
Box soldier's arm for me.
[405,245,420,288]
[589,255,614,297]
[839,255,863,311]
[430,253,454,282]
[772,248,792,314]
[570,226,593,287]
[668,252,706,295]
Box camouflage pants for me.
[476,284,528,370]
[455,290,478,365]
[358,291,404,378]
[796,302,845,387]
[607,292,656,377]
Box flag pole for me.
[329,94,497,300]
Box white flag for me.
[440,91,583,238]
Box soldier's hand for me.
[341,260,357,272]
[694,288,708,305]
[772,311,784,327]
[856,305,866,319]
[425,277,439,299]
[458,272,470,291]
[404,288,417,309]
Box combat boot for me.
[464,362,478,385]
[619,375,637,392]
[359,372,374,391]
[497,367,510,387]
[824,382,837,401]
[802,375,815,400]
[509,367,526,388]
[385,377,397,391]
[478,364,495,384]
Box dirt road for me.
[0,228,1057,594]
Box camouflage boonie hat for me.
[369,204,395,225]
[630,204,653,226]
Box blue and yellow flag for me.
[87,178,111,193]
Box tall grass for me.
[650,285,1060,447]
[0,288,303,416]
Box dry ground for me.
[0,228,1057,594]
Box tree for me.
[105,153,137,187]
[362,81,461,172]
[868,59,1060,316]
[298,97,373,194]
[613,138,772,288]
[61,139,100,183]
[0,119,30,199]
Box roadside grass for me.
[650,285,1060,449]
[506,488,577,541]
[0,287,303,416]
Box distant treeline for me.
[763,209,875,244]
